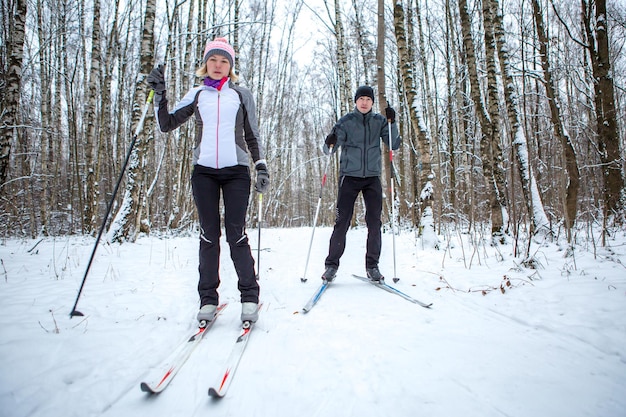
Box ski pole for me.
[301,146,334,283]
[70,90,155,317]
[256,192,262,279]
[389,149,400,283]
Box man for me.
[321,85,401,282]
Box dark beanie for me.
[354,85,375,102]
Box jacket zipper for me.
[362,117,367,177]
[215,91,220,168]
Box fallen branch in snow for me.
[39,310,60,334]
[436,275,533,295]
[435,275,458,292]
[27,238,45,253]
[70,316,89,333]
[493,275,534,295]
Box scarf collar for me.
[204,77,229,90]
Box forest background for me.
[1,0,625,255]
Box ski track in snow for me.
[0,228,625,417]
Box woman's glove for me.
[147,64,166,94]
[255,164,270,193]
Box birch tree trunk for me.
[406,0,420,226]
[376,1,388,100]
[63,0,85,234]
[53,2,65,231]
[376,0,390,218]
[168,0,196,230]
[334,0,352,114]
[83,0,102,234]
[108,0,157,242]
[488,0,550,235]
[415,0,437,184]
[252,0,275,113]
[352,0,373,84]
[531,0,580,241]
[393,0,436,243]
[458,0,508,240]
[444,0,456,212]
[0,0,27,189]
[101,0,121,225]
[36,0,52,234]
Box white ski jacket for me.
[155,80,265,169]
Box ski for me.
[140,303,228,394]
[208,304,263,398]
[352,274,432,308]
[301,279,331,313]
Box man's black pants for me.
[325,175,383,270]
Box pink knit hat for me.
[203,37,235,67]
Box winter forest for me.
[1,1,626,415]
[1,0,625,248]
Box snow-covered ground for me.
[1,226,625,417]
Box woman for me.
[147,37,268,324]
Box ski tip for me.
[140,382,156,394]
[208,387,224,398]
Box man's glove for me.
[385,106,396,123]
[255,164,270,193]
[147,64,166,95]
[325,132,337,148]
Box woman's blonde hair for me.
[195,62,239,83]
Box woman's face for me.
[206,55,231,79]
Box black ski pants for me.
[325,175,383,270]
[191,164,259,307]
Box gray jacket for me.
[324,108,401,178]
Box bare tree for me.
[581,0,624,229]
[99,0,122,225]
[487,0,550,235]
[352,0,373,84]
[36,0,52,235]
[166,0,197,230]
[83,0,102,234]
[393,0,436,243]
[458,0,509,240]
[108,0,157,242]
[328,0,352,113]
[2,0,626,239]
[0,0,28,189]
[532,0,580,242]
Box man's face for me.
[356,96,373,114]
